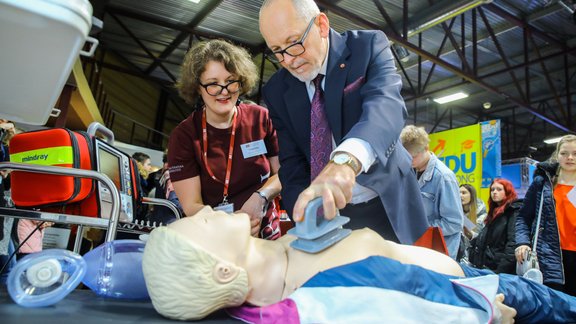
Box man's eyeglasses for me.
[266,16,316,64]
[199,80,242,96]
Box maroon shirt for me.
[168,103,279,211]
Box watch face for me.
[334,153,351,164]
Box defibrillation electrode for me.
[288,197,352,253]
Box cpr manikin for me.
[142,207,576,323]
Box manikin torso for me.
[278,228,464,300]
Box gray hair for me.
[142,226,249,320]
[260,0,320,22]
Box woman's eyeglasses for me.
[199,80,242,96]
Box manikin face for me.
[198,60,241,118]
[557,141,576,173]
[167,207,251,263]
[460,187,471,206]
[259,1,329,82]
[490,182,506,204]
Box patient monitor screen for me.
[98,147,122,192]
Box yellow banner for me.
[429,124,482,191]
[10,146,74,166]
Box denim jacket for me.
[418,153,464,259]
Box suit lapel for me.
[283,77,311,159]
[325,29,351,143]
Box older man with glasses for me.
[258,0,429,244]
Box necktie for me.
[310,74,332,180]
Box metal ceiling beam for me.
[143,0,223,75]
[315,0,572,132]
[108,12,176,82]
[401,0,491,37]
[484,3,575,58]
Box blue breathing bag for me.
[7,239,149,307]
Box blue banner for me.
[481,120,501,188]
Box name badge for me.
[214,203,234,213]
[241,139,267,159]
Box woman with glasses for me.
[168,39,281,240]
[515,134,576,296]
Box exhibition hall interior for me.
[0,0,575,323]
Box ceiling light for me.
[188,0,200,3]
[543,136,563,145]
[433,92,469,104]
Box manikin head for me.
[259,0,329,82]
[142,207,250,320]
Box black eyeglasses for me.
[199,80,242,96]
[266,16,316,63]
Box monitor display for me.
[98,146,122,191]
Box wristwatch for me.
[330,152,361,175]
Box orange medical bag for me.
[9,128,98,216]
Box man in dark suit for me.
[258,0,428,244]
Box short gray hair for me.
[260,0,320,22]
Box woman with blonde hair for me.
[460,183,487,238]
[515,134,576,296]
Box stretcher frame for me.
[0,162,180,253]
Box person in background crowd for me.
[141,206,576,323]
[149,151,183,225]
[131,152,154,222]
[468,179,521,274]
[400,125,463,259]
[16,220,53,260]
[0,119,16,283]
[258,0,428,244]
[515,134,576,296]
[460,183,488,238]
[132,152,154,196]
[457,183,488,261]
[168,39,281,240]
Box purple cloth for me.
[310,74,332,180]
[227,298,300,324]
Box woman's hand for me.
[515,245,531,263]
[238,193,268,237]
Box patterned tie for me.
[310,74,332,180]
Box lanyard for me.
[201,108,237,202]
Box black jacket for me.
[468,200,523,274]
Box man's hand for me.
[292,162,356,222]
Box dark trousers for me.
[562,249,576,297]
[341,197,399,243]
[544,249,576,297]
